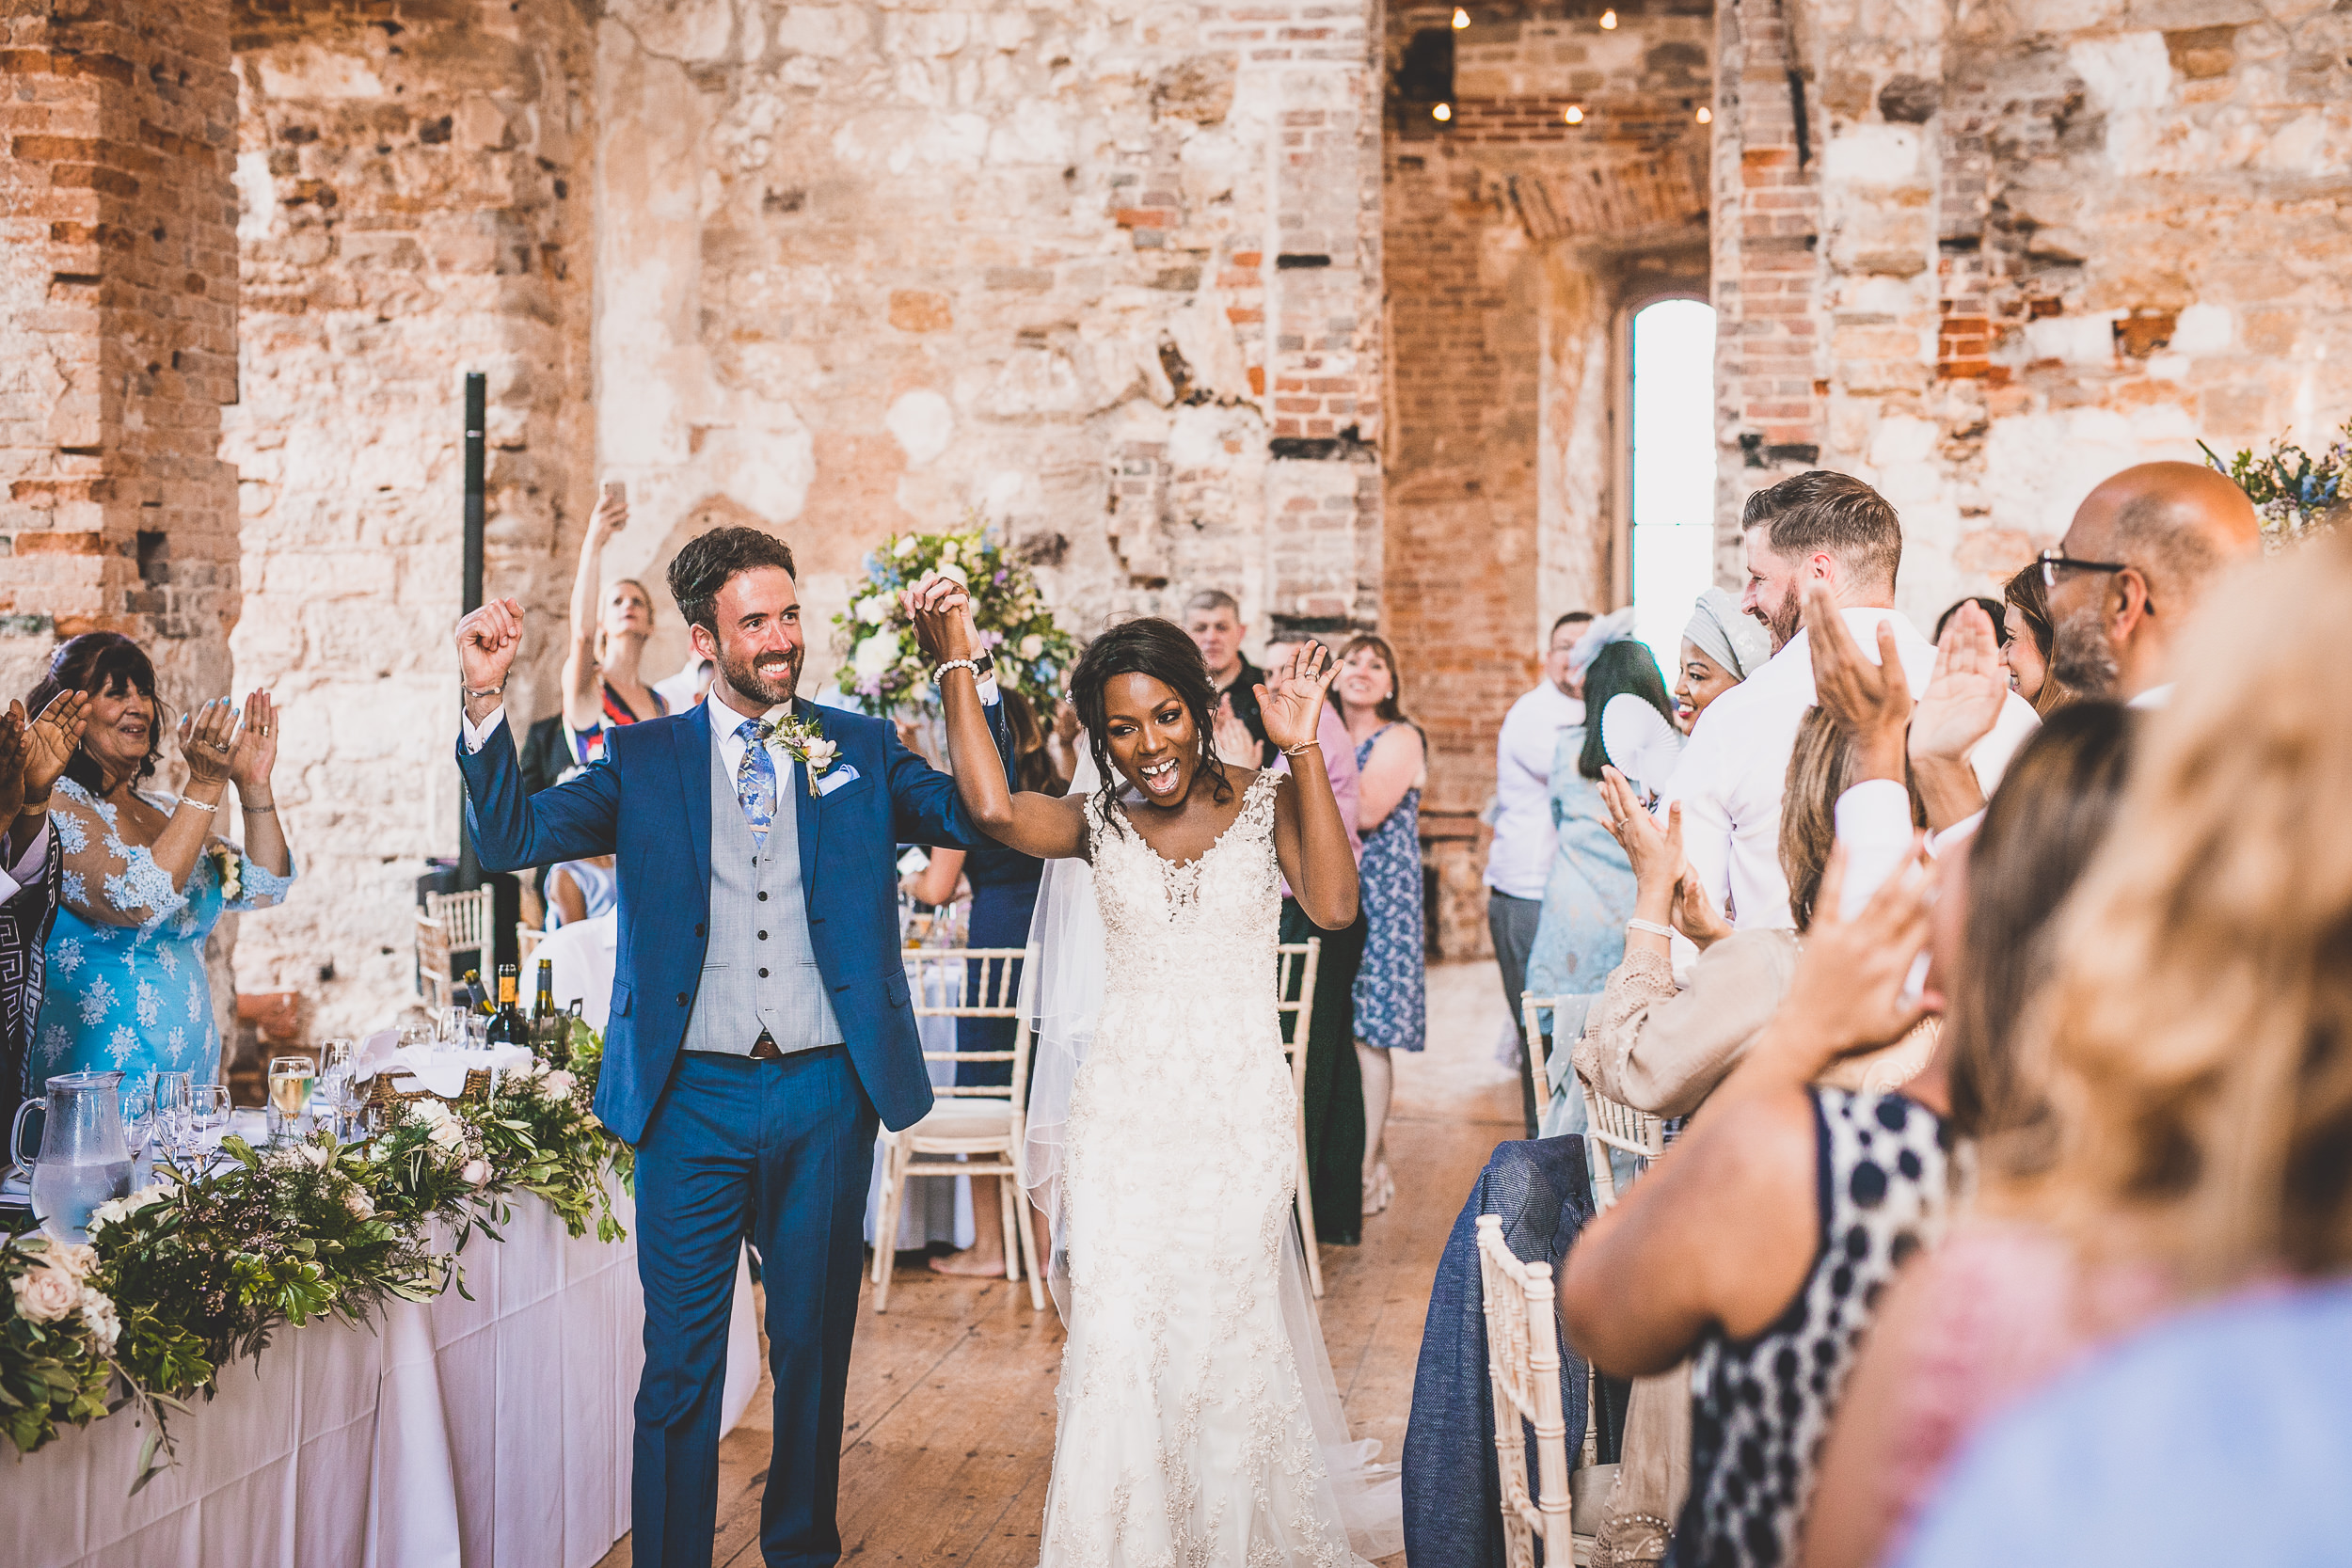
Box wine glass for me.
[190,1085,230,1160]
[438,1006,472,1053]
[153,1070,193,1165]
[266,1055,315,1144]
[119,1072,155,1181]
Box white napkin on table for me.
[358,1045,534,1099]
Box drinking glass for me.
[462,1014,489,1053]
[439,1007,472,1052]
[317,1040,358,1141]
[399,1023,433,1053]
[266,1055,315,1144]
[190,1085,230,1159]
[153,1071,193,1164]
[119,1073,155,1180]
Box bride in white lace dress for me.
[907,584,1401,1566]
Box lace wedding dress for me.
[1036,769,1402,1566]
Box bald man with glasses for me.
[2042,462,2265,707]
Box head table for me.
[3,1110,759,1568]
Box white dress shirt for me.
[1658,607,2041,931]
[1485,681,1584,900]
[0,827,48,905]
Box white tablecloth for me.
[5,1178,760,1568]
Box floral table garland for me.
[0,1023,628,1489]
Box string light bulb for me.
[1697,106,1713,124]
[1433,102,1454,121]
[1564,104,1585,125]
[1453,7,1470,26]
[1599,8,1618,27]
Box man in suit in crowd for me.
[453,526,1012,1568]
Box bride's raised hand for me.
[1253,639,1339,753]
[901,573,978,664]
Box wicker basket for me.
[365,1066,493,1116]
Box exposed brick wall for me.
[220,0,596,1028]
[1384,2,1711,955]
[0,0,240,705]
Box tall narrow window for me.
[1629,298,1718,678]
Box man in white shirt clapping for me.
[1659,471,2039,931]
[1486,610,1593,1135]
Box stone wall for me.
[1722,0,2352,622]
[590,0,1387,699]
[1384,1,1712,955]
[222,0,597,1031]
[0,0,240,705]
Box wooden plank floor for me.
[596,959,1523,1567]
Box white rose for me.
[84,1184,166,1237]
[939,540,961,565]
[78,1287,119,1352]
[300,1142,334,1169]
[852,630,901,679]
[1019,634,1044,660]
[345,1186,375,1220]
[935,562,970,589]
[853,594,890,626]
[539,1070,578,1106]
[415,1101,466,1153]
[10,1261,81,1323]
[891,534,919,559]
[459,1158,491,1188]
[801,738,839,771]
[47,1243,96,1281]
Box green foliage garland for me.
[2201,417,2349,547]
[0,1018,629,1488]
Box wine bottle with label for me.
[485,963,526,1049]
[458,967,485,1013]
[531,959,560,1059]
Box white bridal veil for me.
[1019,740,1406,1562]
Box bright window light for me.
[1629,298,1720,681]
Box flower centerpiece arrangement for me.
[0,1017,628,1486]
[2202,417,2349,548]
[832,523,1080,716]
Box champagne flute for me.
[266,1055,315,1144]
[119,1072,155,1182]
[154,1070,193,1165]
[318,1040,357,1141]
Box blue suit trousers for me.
[630,1047,878,1568]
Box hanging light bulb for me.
[1563,103,1585,125]
[1600,8,1618,27]
[1453,7,1470,26]
[1697,105,1713,124]
[1433,102,1454,121]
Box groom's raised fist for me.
[455,597,525,714]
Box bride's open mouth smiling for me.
[1136,756,1183,798]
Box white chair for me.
[1475,1212,1581,1567]
[870,947,1046,1311]
[1276,939,1325,1300]
[1522,991,1665,1211]
[516,923,545,968]
[417,887,495,1005]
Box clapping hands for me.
[1597,768,1734,950]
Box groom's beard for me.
[717,642,803,708]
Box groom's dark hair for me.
[1070,616,1233,833]
[668,527,798,636]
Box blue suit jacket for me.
[455,697,1011,1144]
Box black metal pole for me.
[456,372,486,891]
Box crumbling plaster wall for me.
[223,0,597,1030]
[589,0,1387,695]
[1384,2,1711,956]
[1719,0,2352,619]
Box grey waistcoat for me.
[681,723,844,1056]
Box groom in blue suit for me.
[453,527,1011,1567]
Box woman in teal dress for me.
[1524,633,1680,1078]
[27,635,296,1086]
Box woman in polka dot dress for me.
[1558,847,1953,1568]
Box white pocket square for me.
[816,764,861,797]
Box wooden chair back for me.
[1475,1213,1578,1568]
[1522,990,1665,1209]
[898,946,1033,1115]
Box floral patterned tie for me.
[735,717,776,847]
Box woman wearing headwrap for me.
[1674,586,1772,732]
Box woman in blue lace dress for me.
[27,635,297,1085]
[1334,633,1424,1216]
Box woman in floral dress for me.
[1333,634,1425,1216]
[28,635,296,1086]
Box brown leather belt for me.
[748,1031,783,1061]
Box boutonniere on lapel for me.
[760,707,840,798]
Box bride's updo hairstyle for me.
[1069,615,1232,832]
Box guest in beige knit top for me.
[1579,705,1935,1117]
